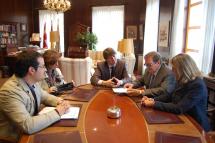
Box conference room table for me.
[18,84,208,143]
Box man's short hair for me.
[103,48,116,60]
[15,50,42,78]
[144,51,162,63]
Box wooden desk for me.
[19,85,207,143]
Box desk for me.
[19,85,208,143]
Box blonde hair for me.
[171,53,202,84]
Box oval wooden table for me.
[19,86,208,143]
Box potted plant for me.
[75,31,98,50]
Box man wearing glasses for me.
[124,51,176,97]
[0,50,70,143]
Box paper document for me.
[39,106,80,119]
[112,88,127,93]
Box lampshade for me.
[118,39,134,54]
[50,31,60,42]
[31,33,40,41]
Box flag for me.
[50,20,54,49]
[56,19,60,52]
[43,22,48,49]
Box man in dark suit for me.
[91,47,131,87]
[124,51,176,97]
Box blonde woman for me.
[141,53,211,131]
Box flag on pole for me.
[43,22,48,49]
[50,20,54,49]
[56,19,60,52]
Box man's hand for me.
[102,79,115,87]
[124,83,134,89]
[55,101,70,116]
[111,77,121,87]
[57,97,63,105]
[127,89,144,96]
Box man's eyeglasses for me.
[38,65,46,69]
[144,63,154,67]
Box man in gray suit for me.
[91,47,131,87]
[0,50,70,143]
[124,51,176,97]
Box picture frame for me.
[158,22,169,48]
[126,25,137,40]
[20,23,27,32]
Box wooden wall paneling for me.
[0,0,33,48]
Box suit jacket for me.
[91,59,131,85]
[133,64,176,97]
[154,77,211,131]
[0,75,60,142]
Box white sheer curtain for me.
[170,0,185,58]
[92,6,124,51]
[143,0,160,55]
[39,10,64,53]
[200,0,215,74]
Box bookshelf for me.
[0,23,18,66]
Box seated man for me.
[91,47,131,87]
[124,51,176,97]
[0,50,70,143]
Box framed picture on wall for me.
[158,22,169,48]
[126,25,137,40]
[20,23,27,32]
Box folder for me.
[136,103,183,124]
[155,131,201,143]
[52,104,82,127]
[33,131,82,143]
[62,88,98,102]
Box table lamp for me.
[118,38,134,57]
[50,31,59,50]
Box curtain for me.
[92,6,124,51]
[169,0,185,58]
[39,10,64,53]
[143,0,160,55]
[200,0,215,74]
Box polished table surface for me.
[19,85,207,143]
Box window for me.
[185,0,203,68]
[92,6,124,51]
[39,10,64,53]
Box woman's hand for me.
[141,97,155,107]
[49,86,57,93]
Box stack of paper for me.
[39,106,80,119]
[112,88,127,94]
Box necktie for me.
[29,86,38,115]
[149,75,155,88]
[110,67,115,78]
